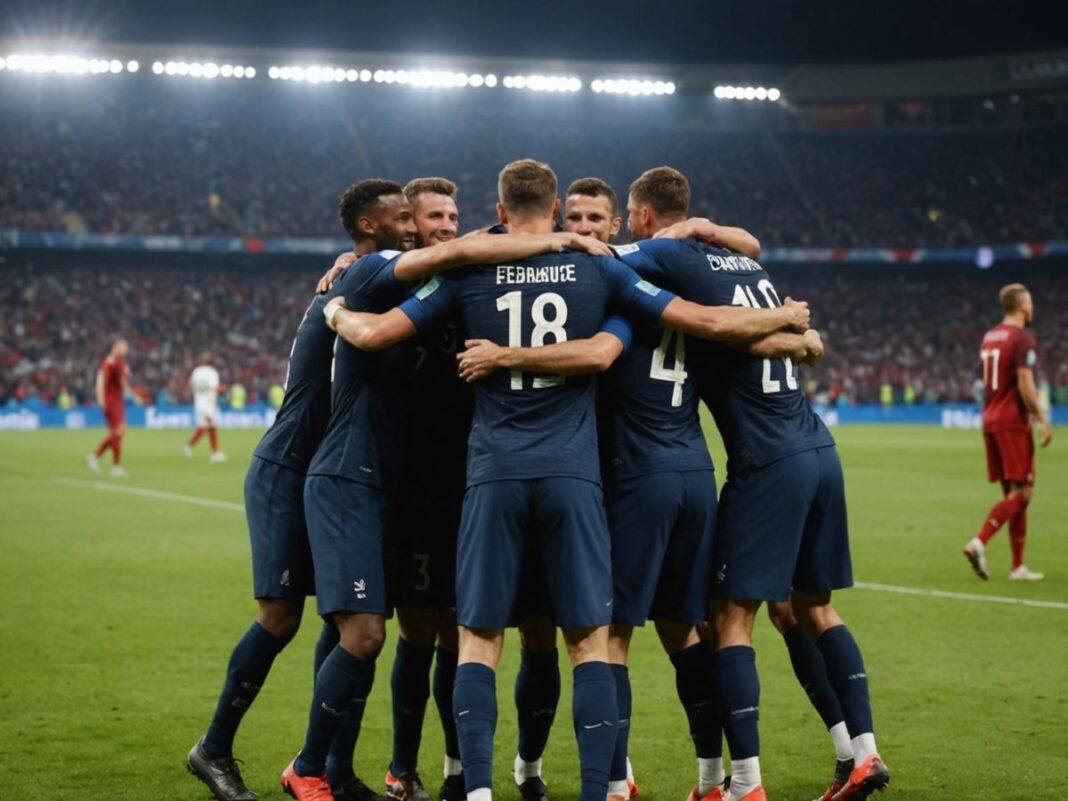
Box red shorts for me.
[984,430,1035,484]
[105,405,125,432]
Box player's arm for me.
[1017,367,1052,447]
[325,300,417,352]
[390,231,611,282]
[317,251,360,293]
[741,329,824,365]
[95,369,105,407]
[654,217,761,259]
[660,295,808,342]
[456,318,632,382]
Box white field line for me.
[853,581,1068,611]
[51,476,244,512]
[47,476,1068,611]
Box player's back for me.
[619,237,831,476]
[980,322,1036,432]
[190,365,219,396]
[452,251,621,486]
[599,318,710,481]
[101,355,125,398]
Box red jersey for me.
[979,323,1037,433]
[100,355,126,408]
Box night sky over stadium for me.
[2,0,1066,63]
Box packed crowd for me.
[1,80,1066,247]
[3,262,1065,409]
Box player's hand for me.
[457,339,507,382]
[801,329,824,365]
[655,217,717,242]
[559,232,613,256]
[317,251,359,293]
[783,297,810,332]
[323,296,347,331]
[1039,421,1052,447]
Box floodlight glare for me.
[768,87,781,101]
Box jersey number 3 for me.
[497,291,568,390]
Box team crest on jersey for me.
[635,279,661,296]
[613,243,640,255]
[1027,349,1037,367]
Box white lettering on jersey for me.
[706,254,762,273]
[495,264,577,285]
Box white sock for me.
[444,755,463,778]
[728,756,761,798]
[829,722,854,762]
[468,788,493,801]
[607,779,629,797]
[851,732,877,763]
[626,757,635,781]
[514,755,542,784]
[968,536,985,552]
[697,757,725,794]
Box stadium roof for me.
[2,0,1066,65]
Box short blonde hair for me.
[999,283,1030,313]
[498,159,557,215]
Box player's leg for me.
[189,458,313,801]
[792,445,888,799]
[710,454,816,801]
[187,425,205,456]
[208,425,227,462]
[284,475,390,800]
[514,615,560,801]
[965,433,1028,579]
[1004,431,1040,579]
[767,600,853,800]
[386,606,439,801]
[538,478,618,801]
[452,480,528,801]
[89,418,116,471]
[651,470,722,801]
[605,624,635,801]
[434,610,465,801]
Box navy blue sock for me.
[515,648,561,762]
[433,646,461,759]
[325,661,375,783]
[203,622,286,759]
[313,622,339,680]
[389,637,436,777]
[816,625,874,737]
[609,664,631,782]
[783,624,846,731]
[573,661,618,801]
[712,646,760,761]
[670,642,723,759]
[453,663,498,792]
[294,646,375,777]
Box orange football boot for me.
[628,777,641,799]
[686,786,727,801]
[831,754,889,800]
[281,757,337,801]
[728,787,766,801]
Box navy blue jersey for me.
[252,277,359,472]
[306,251,414,488]
[615,237,834,476]
[398,251,676,487]
[597,251,713,480]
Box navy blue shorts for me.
[608,470,717,626]
[388,485,460,610]
[245,456,315,602]
[303,474,391,618]
[456,478,612,630]
[711,446,852,602]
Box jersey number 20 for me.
[732,280,799,394]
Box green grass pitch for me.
[1,425,1066,800]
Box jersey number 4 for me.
[650,329,687,407]
[732,280,798,394]
[496,291,568,390]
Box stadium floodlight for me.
[714,84,781,102]
[768,87,781,101]
[360,69,372,82]
[484,73,497,87]
[504,73,581,92]
[127,60,139,73]
[152,61,163,74]
[593,77,673,97]
[3,53,141,76]
[346,69,358,82]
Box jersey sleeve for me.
[352,250,406,301]
[599,316,633,354]
[612,238,677,282]
[599,256,677,324]
[397,273,459,331]
[1014,330,1038,370]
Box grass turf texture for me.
[1,425,1066,800]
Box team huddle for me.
[186,160,891,801]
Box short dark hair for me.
[999,283,1030,313]
[337,179,405,241]
[629,166,691,217]
[566,177,618,215]
[498,159,557,215]
[404,177,458,203]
